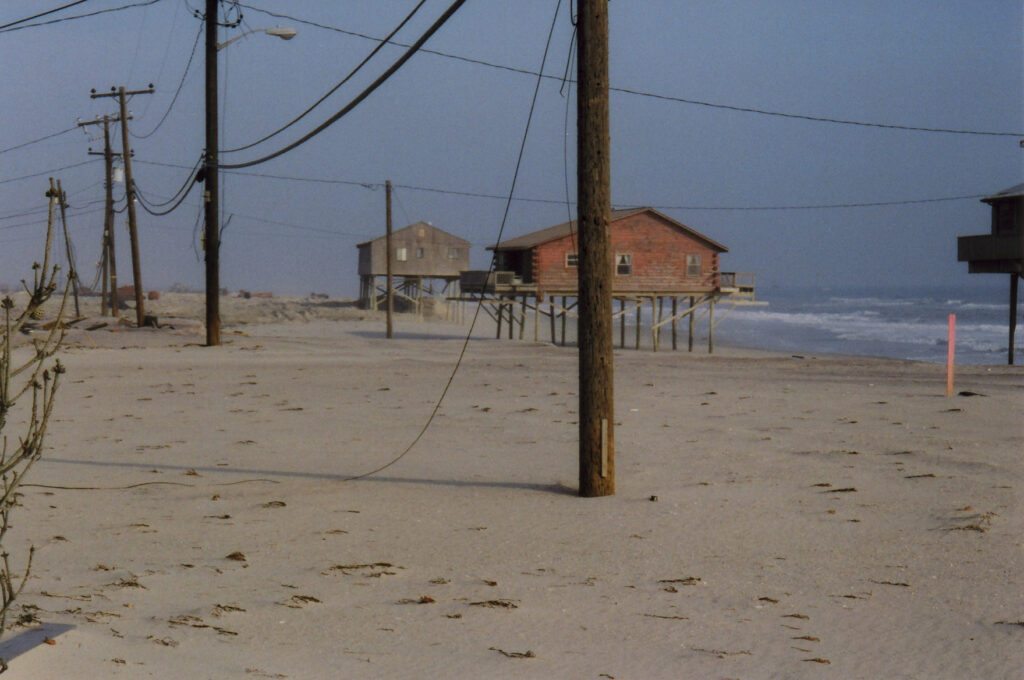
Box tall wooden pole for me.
[104,118,119,318]
[577,0,614,497]
[56,180,81,317]
[44,179,57,280]
[386,180,394,339]
[204,0,221,346]
[1010,273,1019,365]
[115,87,146,327]
[100,229,109,316]
[79,113,121,315]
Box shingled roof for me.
[356,221,470,248]
[982,184,1024,204]
[489,207,728,252]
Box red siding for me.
[531,212,721,294]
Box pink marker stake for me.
[946,314,956,397]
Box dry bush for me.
[0,187,69,671]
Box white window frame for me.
[615,253,632,276]
[565,252,579,268]
[686,253,702,277]
[396,247,408,262]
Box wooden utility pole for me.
[117,86,145,327]
[56,180,81,317]
[81,115,121,316]
[82,115,120,316]
[104,120,119,317]
[44,179,58,280]
[576,0,614,497]
[91,86,153,327]
[204,0,221,346]
[386,180,394,339]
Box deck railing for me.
[719,272,755,291]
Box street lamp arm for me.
[216,26,296,51]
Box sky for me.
[1,0,1021,297]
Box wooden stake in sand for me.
[946,313,956,397]
[386,180,393,340]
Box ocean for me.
[718,282,1021,366]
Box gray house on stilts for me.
[357,221,470,310]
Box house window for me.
[447,247,460,259]
[616,253,632,276]
[416,247,425,259]
[686,254,702,277]
[994,203,1016,235]
[565,252,579,268]
[396,247,408,262]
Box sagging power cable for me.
[343,0,564,482]
[0,0,163,34]
[239,2,1023,138]
[132,20,205,139]
[221,0,428,154]
[217,0,466,170]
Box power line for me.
[217,0,467,170]
[0,125,80,156]
[0,159,101,186]
[0,196,105,223]
[643,194,991,212]
[0,0,90,31]
[222,0,429,154]
[132,20,205,139]
[343,0,566,483]
[239,2,1023,138]
[133,158,990,212]
[132,153,203,215]
[0,0,164,34]
[0,206,50,223]
[221,212,374,239]
[610,87,1024,137]
[0,204,105,233]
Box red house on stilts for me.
[459,207,756,351]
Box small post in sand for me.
[946,313,956,397]
[385,180,393,339]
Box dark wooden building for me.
[958,183,1024,363]
[357,221,470,309]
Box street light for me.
[204,3,296,346]
[217,27,297,51]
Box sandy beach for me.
[0,293,1020,679]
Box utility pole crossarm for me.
[89,86,154,100]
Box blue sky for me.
[1,1,1021,296]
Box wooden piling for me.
[619,298,625,348]
[688,295,695,352]
[561,296,567,346]
[708,297,715,354]
[550,301,556,345]
[1011,273,1019,365]
[671,297,678,350]
[635,299,641,350]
